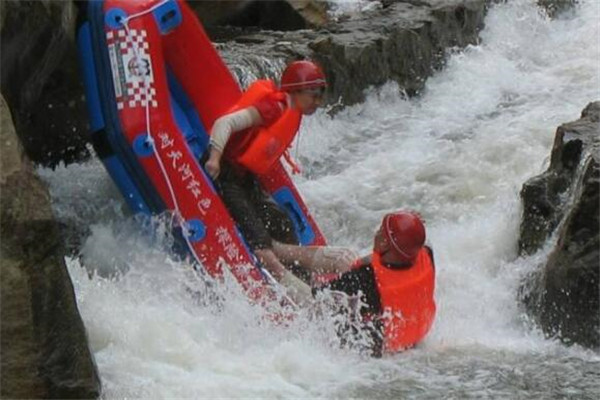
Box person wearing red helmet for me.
[278,60,327,115]
[203,60,353,305]
[205,60,327,178]
[315,211,437,356]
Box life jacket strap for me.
[283,150,302,175]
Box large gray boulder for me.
[519,102,599,349]
[0,94,101,399]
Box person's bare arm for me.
[272,242,358,275]
[205,106,262,178]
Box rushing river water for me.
[39,1,599,398]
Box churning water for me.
[39,0,599,398]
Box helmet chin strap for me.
[280,79,327,90]
[375,248,412,269]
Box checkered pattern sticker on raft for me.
[106,29,158,110]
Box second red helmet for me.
[280,60,327,92]
[381,211,426,263]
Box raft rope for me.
[119,18,203,269]
[120,0,170,25]
[283,150,302,175]
[117,3,295,305]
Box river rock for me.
[537,0,578,17]
[519,102,600,349]
[287,0,329,27]
[193,0,329,31]
[0,94,101,399]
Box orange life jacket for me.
[371,247,436,353]
[223,80,302,175]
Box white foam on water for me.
[39,0,600,397]
[327,0,382,20]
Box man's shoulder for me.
[252,96,286,126]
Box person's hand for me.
[312,247,359,274]
[280,270,313,307]
[204,157,221,180]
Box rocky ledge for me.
[519,102,599,349]
[220,0,486,106]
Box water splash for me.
[217,41,287,89]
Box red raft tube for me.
[76,0,327,304]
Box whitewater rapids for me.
[40,1,599,398]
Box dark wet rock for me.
[186,0,251,27]
[519,103,599,254]
[287,0,330,27]
[0,0,90,167]
[190,0,328,32]
[537,0,578,17]
[519,102,600,349]
[0,94,101,399]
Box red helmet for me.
[280,60,327,92]
[381,211,426,263]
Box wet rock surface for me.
[519,102,600,349]
[202,0,329,31]
[0,94,101,399]
[537,0,578,17]
[190,0,328,31]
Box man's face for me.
[373,226,391,255]
[291,88,324,115]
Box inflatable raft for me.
[77,0,326,302]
